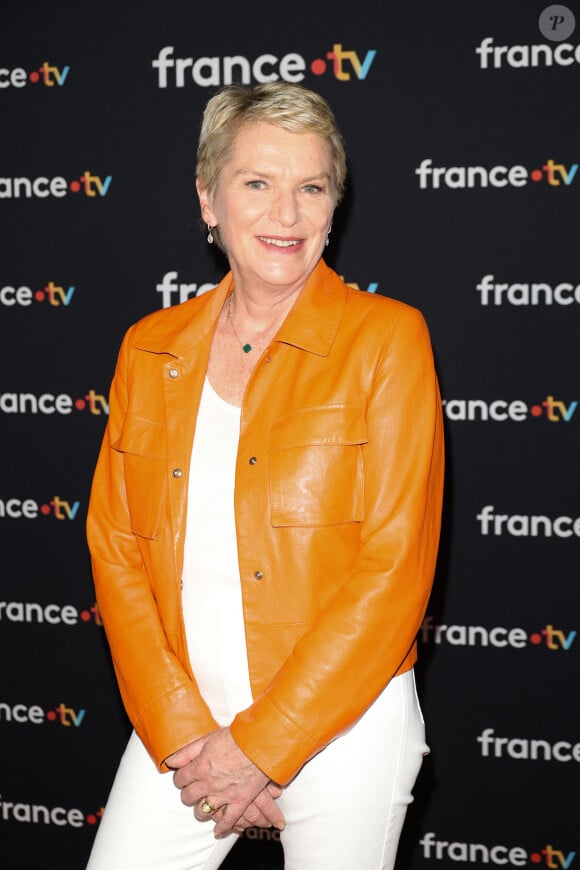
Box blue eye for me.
[303,184,324,194]
[246,180,266,189]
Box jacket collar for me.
[133,259,347,360]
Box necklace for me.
[227,293,253,352]
[226,292,287,354]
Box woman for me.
[86,81,444,870]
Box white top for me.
[181,377,253,726]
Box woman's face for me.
[197,122,336,296]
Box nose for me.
[269,188,300,227]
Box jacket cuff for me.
[229,646,418,785]
[133,682,218,771]
[230,691,316,786]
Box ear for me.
[196,178,217,227]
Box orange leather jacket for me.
[87,259,444,786]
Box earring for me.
[325,224,332,247]
[207,224,214,244]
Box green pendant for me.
[242,343,252,353]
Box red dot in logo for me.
[530,633,542,645]
[75,398,86,410]
[530,854,542,864]
[86,814,97,825]
[530,169,543,182]
[29,71,40,83]
[40,503,51,515]
[46,710,57,721]
[310,58,327,75]
[69,180,81,192]
[80,610,91,622]
[35,290,45,302]
[530,405,542,417]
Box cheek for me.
[315,207,334,231]
[217,194,260,229]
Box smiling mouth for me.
[258,237,300,247]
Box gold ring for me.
[201,798,216,815]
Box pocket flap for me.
[270,404,367,450]
[113,413,166,460]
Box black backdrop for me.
[1,1,578,867]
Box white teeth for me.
[259,237,298,247]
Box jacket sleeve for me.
[86,325,218,768]
[230,304,445,784]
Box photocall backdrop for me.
[1,1,578,867]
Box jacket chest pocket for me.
[113,413,167,540]
[269,405,367,527]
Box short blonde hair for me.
[196,82,347,206]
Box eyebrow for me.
[234,169,332,183]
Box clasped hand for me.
[166,727,285,838]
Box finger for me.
[234,802,271,829]
[181,784,209,807]
[225,815,252,831]
[212,801,253,838]
[193,796,225,822]
[173,764,198,791]
[267,783,283,799]
[173,753,209,790]
[253,789,286,830]
[212,799,279,838]
[165,737,207,769]
[210,787,285,835]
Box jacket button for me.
[265,356,271,363]
[172,468,183,478]
[254,570,263,580]
[249,456,257,465]
[169,368,179,379]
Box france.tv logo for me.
[0,281,75,308]
[0,62,70,89]
[0,795,104,828]
[0,496,80,521]
[0,700,86,727]
[0,171,112,200]
[415,157,578,189]
[153,43,376,87]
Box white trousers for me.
[86,669,428,870]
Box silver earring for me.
[325,224,332,247]
[207,224,214,244]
